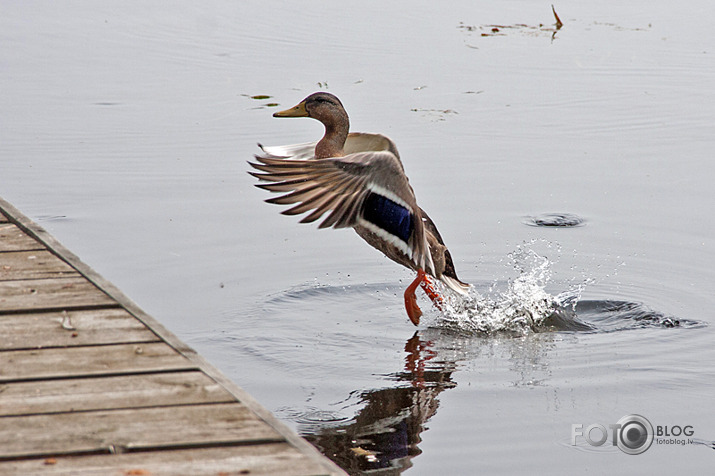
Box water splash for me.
[433,240,700,334]
[437,241,566,335]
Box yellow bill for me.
[273,101,308,118]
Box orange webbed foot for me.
[403,269,447,324]
[404,290,422,325]
[404,271,424,325]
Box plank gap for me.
[0,275,79,282]
[0,438,290,463]
[0,399,240,419]
[0,249,45,254]
[0,366,202,385]
[0,449,110,463]
[0,339,162,353]
[122,437,289,454]
[0,303,122,316]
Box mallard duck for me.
[249,92,469,325]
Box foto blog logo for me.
[572,414,653,455]
[571,414,695,455]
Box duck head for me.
[273,92,350,158]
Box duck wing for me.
[344,132,401,161]
[257,141,316,160]
[249,151,433,273]
[258,132,401,161]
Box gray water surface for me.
[2,1,715,474]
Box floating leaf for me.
[250,94,272,100]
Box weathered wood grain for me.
[0,403,284,460]
[0,371,235,417]
[0,308,158,351]
[0,223,43,252]
[0,197,348,475]
[0,277,116,313]
[0,442,332,476]
[0,342,194,382]
[0,250,79,281]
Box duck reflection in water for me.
[303,333,457,474]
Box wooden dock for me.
[0,197,345,476]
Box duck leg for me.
[404,270,425,326]
[420,274,444,311]
[405,269,447,325]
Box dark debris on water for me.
[243,93,280,109]
[524,213,585,228]
[458,4,564,39]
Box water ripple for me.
[254,242,704,337]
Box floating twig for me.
[552,5,563,30]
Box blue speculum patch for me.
[363,192,413,244]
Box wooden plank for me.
[0,277,116,314]
[0,371,235,417]
[0,442,331,476]
[0,308,158,351]
[0,342,194,383]
[0,250,79,281]
[0,223,44,252]
[0,212,8,223]
[0,403,284,460]
[0,196,349,475]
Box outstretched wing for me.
[248,151,431,271]
[257,132,401,162]
[257,141,316,160]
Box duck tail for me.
[440,274,471,296]
[440,248,471,296]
